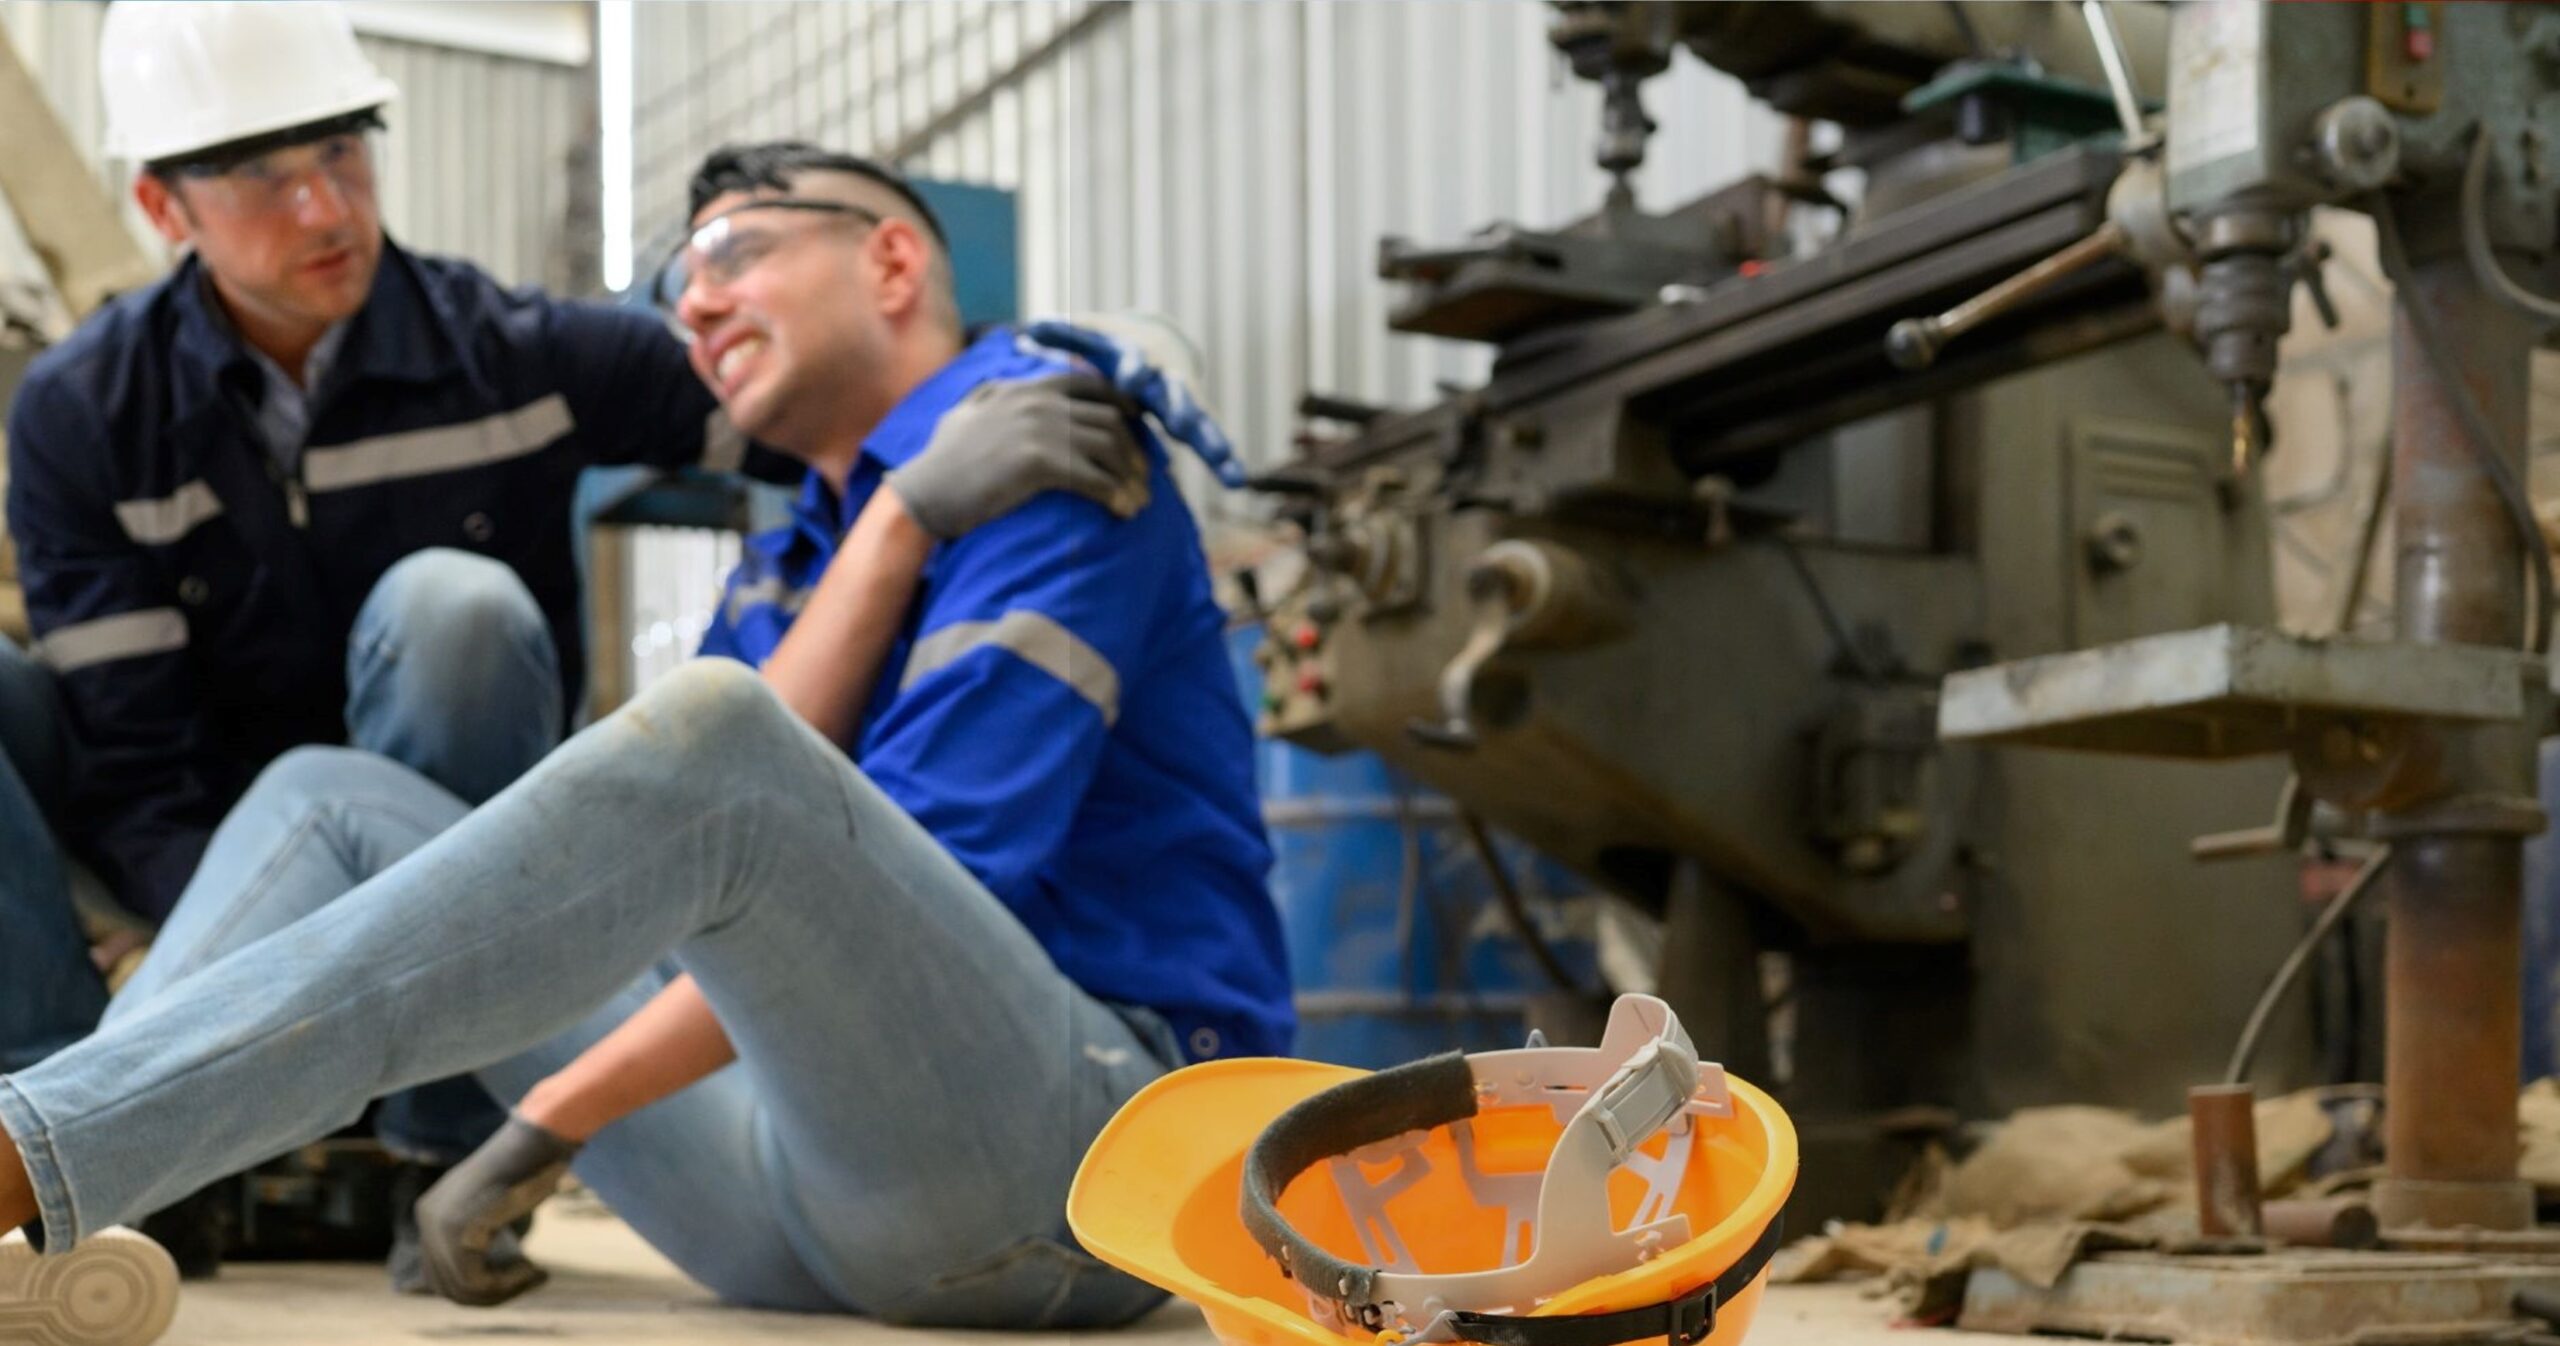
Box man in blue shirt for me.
[0,141,1290,1337]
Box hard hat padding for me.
[1240,1051,1481,1309]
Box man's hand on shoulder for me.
[886,373,1150,539]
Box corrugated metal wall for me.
[627,0,1784,477]
[0,0,595,290]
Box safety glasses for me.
[645,198,881,326]
[170,131,377,218]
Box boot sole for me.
[0,1228,180,1346]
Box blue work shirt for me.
[7,240,785,920]
[699,328,1293,1063]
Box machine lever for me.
[1885,220,2129,372]
[1407,560,1533,752]
[2080,0,2154,153]
[2191,774,2313,861]
[1408,541,1633,752]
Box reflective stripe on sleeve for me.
[37,608,187,673]
[900,609,1121,724]
[113,480,224,545]
[723,576,814,628]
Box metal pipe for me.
[2378,837,2533,1227]
[2189,1084,2264,1238]
[2371,253,2540,1233]
[2390,259,2532,649]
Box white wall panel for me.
[624,0,1784,479]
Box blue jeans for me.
[1,661,1174,1326]
[0,640,94,1076]
[0,549,564,1158]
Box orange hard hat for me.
[1069,994,1796,1346]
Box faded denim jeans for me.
[1,660,1174,1327]
[0,549,560,1173]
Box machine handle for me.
[2190,775,2312,861]
[2081,0,2153,152]
[1885,220,2130,371]
[1406,567,1528,752]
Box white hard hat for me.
[99,2,398,165]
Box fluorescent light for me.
[599,0,633,292]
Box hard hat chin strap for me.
[1239,995,1758,1343]
[1429,1214,1785,1346]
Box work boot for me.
[0,1226,180,1346]
[134,1182,227,1281]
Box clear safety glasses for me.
[645,198,880,332]
[170,132,377,218]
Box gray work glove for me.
[413,1115,582,1308]
[887,372,1150,539]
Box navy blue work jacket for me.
[5,240,774,920]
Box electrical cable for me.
[1768,533,1892,684]
[2371,180,2558,655]
[1457,809,1597,1001]
[2215,347,2397,1086]
[2337,433,2394,634]
[2462,124,2560,326]
[1943,0,1985,58]
[1391,782,1423,1002]
[2224,846,2391,1086]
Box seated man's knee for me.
[621,659,797,758]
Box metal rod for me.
[2190,1084,2264,1238]
[2080,0,2149,149]
[1886,220,2129,370]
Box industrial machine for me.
[1251,0,2299,1225]
[1246,14,2560,1333]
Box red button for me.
[1295,668,1326,696]
[1293,623,1321,650]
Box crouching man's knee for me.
[358,549,547,655]
[347,551,563,803]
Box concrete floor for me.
[164,1200,2040,1344]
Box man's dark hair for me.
[687,142,947,246]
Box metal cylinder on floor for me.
[2262,1197,2380,1250]
[2190,1084,2264,1239]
